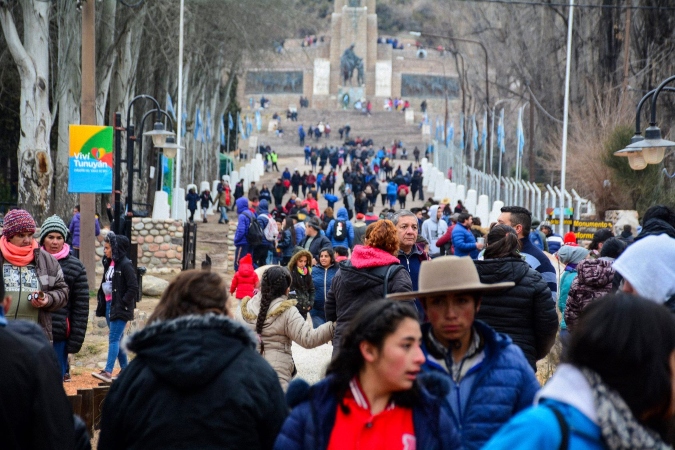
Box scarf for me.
[297,266,309,276]
[581,368,671,449]
[42,243,71,261]
[0,236,37,266]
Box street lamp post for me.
[615,84,675,169]
[112,95,175,237]
[411,31,490,163]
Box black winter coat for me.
[1,321,76,450]
[474,257,559,371]
[96,255,138,322]
[98,314,287,450]
[52,254,89,353]
[325,255,412,354]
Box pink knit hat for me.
[2,209,36,239]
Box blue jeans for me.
[52,340,68,378]
[219,206,229,222]
[105,301,128,373]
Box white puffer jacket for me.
[235,293,334,390]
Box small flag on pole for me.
[517,107,525,155]
[166,93,176,120]
[219,114,225,146]
[228,112,234,130]
[498,109,505,154]
[472,115,478,152]
[446,121,454,147]
[193,108,202,141]
[459,114,465,150]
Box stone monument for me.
[237,0,461,112]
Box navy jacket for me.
[273,375,462,450]
[311,263,338,313]
[421,320,540,450]
[520,237,558,300]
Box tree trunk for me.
[95,0,118,125]
[0,0,53,222]
[54,0,82,219]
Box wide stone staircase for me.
[253,108,428,158]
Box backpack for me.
[333,220,348,241]
[245,212,264,246]
[263,214,279,241]
[369,264,405,297]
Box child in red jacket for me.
[230,254,259,299]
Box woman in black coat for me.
[39,215,89,381]
[474,224,559,371]
[93,232,138,383]
[325,220,412,357]
[98,270,287,450]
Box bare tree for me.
[0,0,53,221]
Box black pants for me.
[381,193,387,206]
[189,209,196,222]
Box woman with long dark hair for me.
[99,270,287,449]
[277,216,297,266]
[474,224,559,371]
[311,247,337,328]
[485,293,675,449]
[236,266,333,390]
[93,231,138,383]
[274,300,462,449]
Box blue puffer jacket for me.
[421,320,540,450]
[483,399,603,450]
[234,197,252,246]
[311,263,337,313]
[273,375,462,450]
[325,207,354,249]
[452,223,479,258]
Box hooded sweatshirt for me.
[613,234,675,304]
[421,205,448,255]
[325,207,354,249]
[234,197,253,246]
[230,254,259,299]
[98,314,287,449]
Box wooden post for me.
[78,388,95,434]
[93,386,110,430]
[68,394,83,417]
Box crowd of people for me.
[3,143,675,449]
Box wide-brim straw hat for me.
[387,256,514,300]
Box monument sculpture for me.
[340,44,365,86]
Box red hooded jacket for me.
[230,254,259,299]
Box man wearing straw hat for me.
[389,256,540,450]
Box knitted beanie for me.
[563,231,578,246]
[613,234,675,304]
[556,245,589,265]
[2,209,36,239]
[39,215,69,245]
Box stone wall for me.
[95,219,184,274]
[132,218,184,273]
